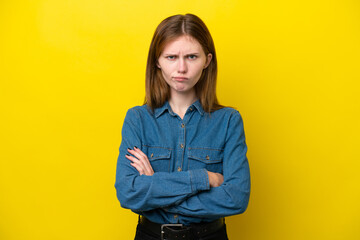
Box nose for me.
[177,58,187,73]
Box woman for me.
[115,13,250,240]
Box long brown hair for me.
[145,14,224,113]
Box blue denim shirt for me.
[115,100,250,225]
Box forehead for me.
[161,35,203,53]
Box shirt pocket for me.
[188,147,224,173]
[144,146,172,172]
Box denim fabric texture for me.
[115,100,250,225]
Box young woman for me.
[115,14,250,240]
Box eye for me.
[166,55,176,60]
[187,55,197,60]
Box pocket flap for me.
[188,148,223,163]
[147,147,171,161]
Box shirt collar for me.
[192,99,204,116]
[154,101,172,118]
[153,100,204,118]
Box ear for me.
[156,61,161,69]
[204,53,213,69]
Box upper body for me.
[114,100,250,225]
[114,13,250,225]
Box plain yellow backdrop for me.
[1,0,359,239]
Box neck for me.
[169,90,197,119]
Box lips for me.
[173,77,188,81]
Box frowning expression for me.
[157,35,212,95]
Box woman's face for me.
[157,35,212,95]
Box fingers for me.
[126,152,150,175]
[129,147,147,162]
[126,147,154,176]
[133,146,148,159]
[125,154,145,175]
[217,173,224,185]
[207,171,224,187]
[129,147,153,174]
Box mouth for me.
[173,77,188,82]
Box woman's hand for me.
[126,147,154,176]
[207,171,224,187]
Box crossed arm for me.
[115,109,250,217]
[126,146,224,188]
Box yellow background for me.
[1,0,359,239]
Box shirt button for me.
[177,167,182,172]
[180,144,184,149]
[151,153,154,158]
[206,155,210,160]
[181,123,185,128]
[190,107,193,111]
[174,215,178,219]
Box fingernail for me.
[134,146,138,149]
[127,148,132,151]
[126,154,130,156]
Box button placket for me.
[176,120,185,173]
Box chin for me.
[174,84,195,92]
[172,86,188,92]
[175,89,194,94]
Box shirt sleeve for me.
[114,108,210,212]
[164,111,250,218]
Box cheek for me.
[160,68,172,84]
[192,64,205,78]
[158,62,171,75]
[161,65,178,81]
[160,68,171,78]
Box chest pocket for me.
[188,148,224,173]
[145,146,172,172]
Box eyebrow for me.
[163,52,200,56]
